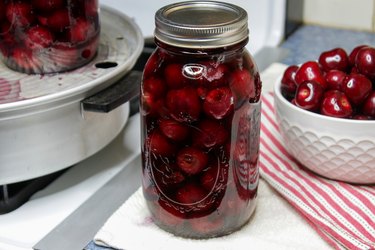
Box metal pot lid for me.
[0,5,143,118]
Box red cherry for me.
[164,63,187,89]
[147,130,176,157]
[200,165,218,191]
[166,88,201,123]
[175,183,208,204]
[320,90,353,118]
[6,3,35,27]
[318,47,349,72]
[361,91,375,117]
[229,69,255,104]
[355,46,375,79]
[67,18,96,43]
[143,77,166,99]
[281,65,298,99]
[192,119,228,149]
[153,163,185,191]
[295,61,327,89]
[25,26,54,49]
[342,73,372,106]
[203,87,233,120]
[47,9,72,32]
[295,80,324,111]
[199,61,229,87]
[144,52,160,78]
[31,0,64,12]
[325,70,346,91]
[159,119,189,142]
[177,147,208,175]
[141,93,166,118]
[349,45,368,67]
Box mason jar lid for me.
[154,1,249,49]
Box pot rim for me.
[0,5,144,117]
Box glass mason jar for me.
[141,1,262,238]
[0,0,100,74]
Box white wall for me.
[303,0,375,31]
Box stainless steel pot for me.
[0,6,144,185]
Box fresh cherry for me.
[295,80,324,111]
[166,88,201,123]
[361,91,375,117]
[355,46,375,79]
[295,61,327,89]
[325,69,346,91]
[203,87,233,120]
[342,73,372,106]
[280,65,298,99]
[320,90,353,118]
[349,45,368,67]
[177,147,208,175]
[318,47,349,72]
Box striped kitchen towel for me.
[259,92,375,250]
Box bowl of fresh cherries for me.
[274,45,375,184]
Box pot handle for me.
[81,70,142,113]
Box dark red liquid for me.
[141,42,262,238]
[0,0,99,74]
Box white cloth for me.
[94,179,330,250]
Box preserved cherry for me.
[0,0,100,74]
[141,1,261,239]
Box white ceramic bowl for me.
[273,78,375,184]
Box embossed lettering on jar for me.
[140,1,262,239]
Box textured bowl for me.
[273,78,375,184]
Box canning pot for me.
[0,6,144,185]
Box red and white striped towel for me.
[259,92,375,250]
